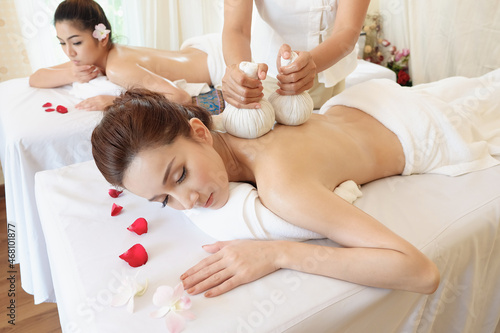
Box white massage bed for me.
[35,159,500,332]
[0,60,395,304]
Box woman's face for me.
[55,21,102,66]
[122,122,230,211]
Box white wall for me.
[367,0,379,15]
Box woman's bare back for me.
[226,105,406,193]
[106,44,212,85]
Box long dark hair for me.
[91,89,213,187]
[54,0,114,48]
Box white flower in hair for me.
[93,23,110,41]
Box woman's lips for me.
[203,193,214,208]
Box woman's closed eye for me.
[161,167,187,208]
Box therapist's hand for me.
[275,44,317,95]
[180,239,280,297]
[222,63,268,109]
[75,95,115,111]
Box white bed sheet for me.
[0,77,103,303]
[0,61,395,304]
[35,160,500,333]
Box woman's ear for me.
[100,34,110,48]
[189,118,212,144]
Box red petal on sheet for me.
[108,189,123,198]
[111,203,123,216]
[127,218,148,235]
[56,105,68,114]
[45,108,56,112]
[119,244,148,267]
[43,102,52,107]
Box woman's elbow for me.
[167,90,191,105]
[28,75,38,87]
[414,259,440,294]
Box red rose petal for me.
[119,244,148,267]
[111,203,123,216]
[43,102,52,107]
[56,105,68,114]
[127,218,148,235]
[108,189,123,198]
[45,108,56,112]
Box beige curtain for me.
[380,0,500,84]
[136,0,223,50]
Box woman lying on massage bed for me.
[90,71,500,298]
[29,0,222,110]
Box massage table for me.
[0,60,395,304]
[34,158,500,332]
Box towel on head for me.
[183,180,362,241]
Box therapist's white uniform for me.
[251,0,358,107]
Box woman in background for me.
[29,0,224,111]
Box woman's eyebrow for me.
[56,35,81,41]
[148,157,176,202]
[162,157,176,185]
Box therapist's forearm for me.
[310,28,359,74]
[222,30,253,67]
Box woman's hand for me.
[275,44,317,95]
[221,63,268,109]
[180,240,281,297]
[75,95,115,111]
[71,64,101,83]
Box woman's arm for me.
[181,180,439,297]
[276,0,371,95]
[29,61,100,88]
[106,62,191,105]
[222,0,267,108]
[260,180,440,293]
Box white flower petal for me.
[166,311,186,333]
[150,306,171,319]
[126,296,135,313]
[153,285,174,307]
[135,279,148,296]
[111,292,132,307]
[172,282,184,301]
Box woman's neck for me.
[211,132,256,184]
[95,44,113,74]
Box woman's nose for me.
[178,190,199,210]
[66,45,76,57]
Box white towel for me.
[181,33,225,89]
[70,76,211,101]
[173,79,211,97]
[69,76,124,100]
[320,69,500,176]
[183,180,362,241]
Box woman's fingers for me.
[181,240,280,297]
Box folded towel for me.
[69,75,125,100]
[174,79,211,97]
[183,180,362,241]
[70,76,212,101]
